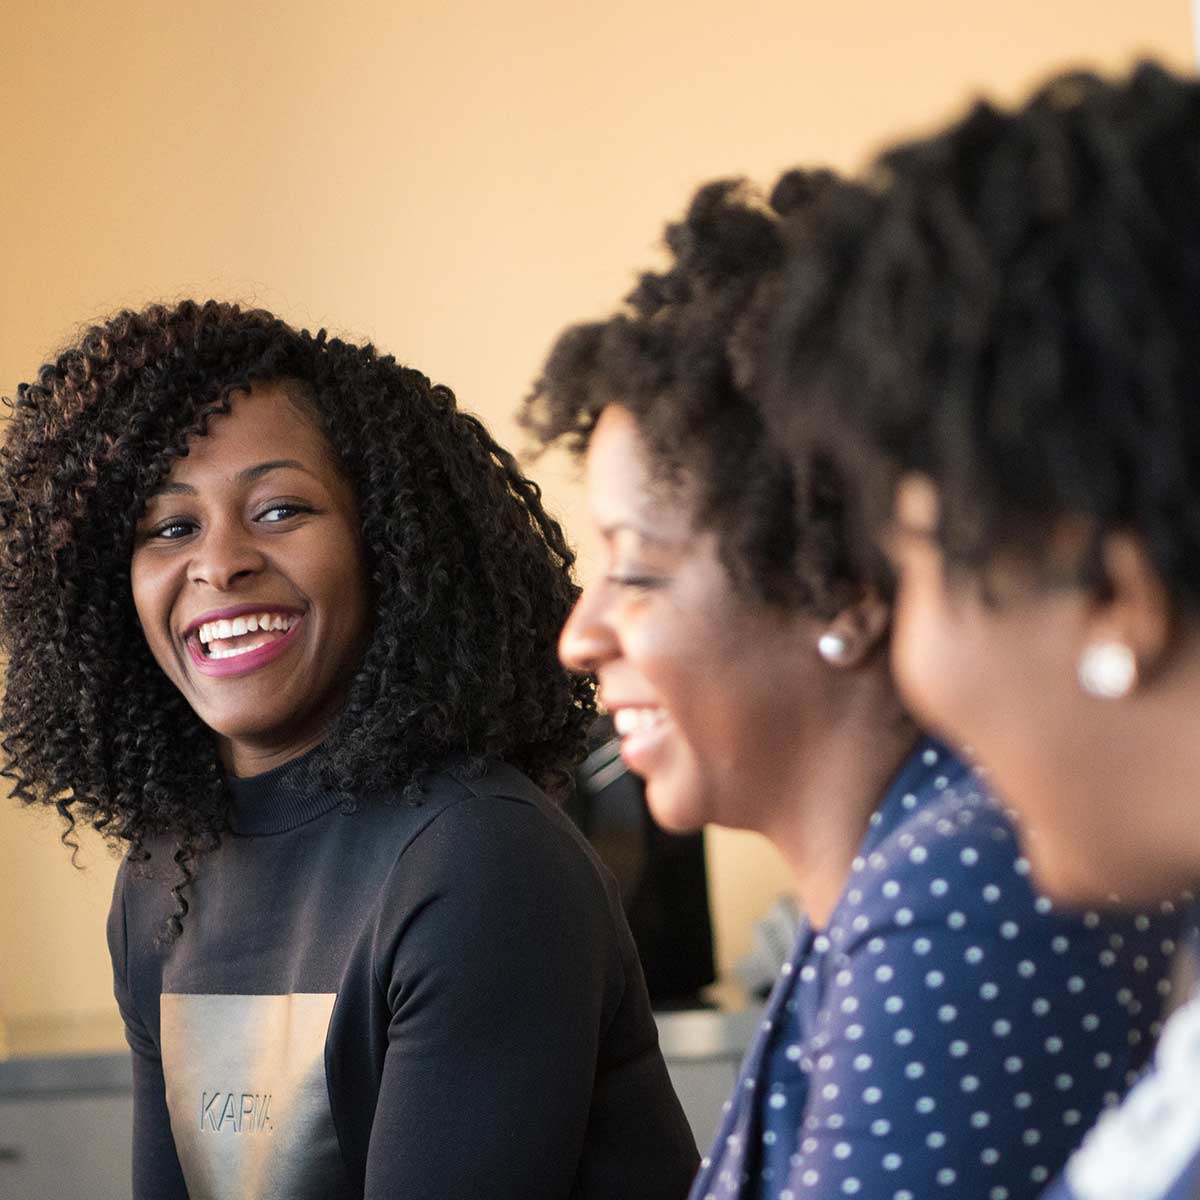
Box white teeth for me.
[613,707,667,737]
[208,639,271,660]
[195,612,299,645]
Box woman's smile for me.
[608,703,673,773]
[185,606,305,676]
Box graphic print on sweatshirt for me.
[160,993,347,1199]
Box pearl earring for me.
[1077,641,1138,700]
[818,632,851,665]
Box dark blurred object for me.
[570,716,717,1009]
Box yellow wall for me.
[0,0,1192,1029]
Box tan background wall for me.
[0,0,1192,1032]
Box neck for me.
[762,668,919,928]
[217,724,331,778]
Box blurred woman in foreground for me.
[763,60,1200,1200]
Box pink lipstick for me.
[186,616,304,678]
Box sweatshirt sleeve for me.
[362,794,683,1199]
[107,860,189,1200]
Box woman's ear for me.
[816,587,892,670]
[1077,532,1171,699]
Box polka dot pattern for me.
[1040,983,1200,1200]
[688,740,1187,1200]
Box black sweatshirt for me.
[107,754,699,1199]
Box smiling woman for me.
[0,299,697,1200]
[130,384,371,774]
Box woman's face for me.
[885,474,1184,904]
[131,382,370,774]
[559,405,820,835]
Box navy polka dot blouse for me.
[688,739,1187,1200]
[1039,983,1200,1200]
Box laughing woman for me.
[523,176,1186,1200]
[0,301,697,1200]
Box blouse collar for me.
[857,735,972,861]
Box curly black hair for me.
[522,171,886,616]
[0,299,594,935]
[763,61,1200,602]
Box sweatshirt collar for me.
[224,750,344,835]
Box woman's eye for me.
[148,518,196,541]
[257,502,313,523]
[606,573,666,592]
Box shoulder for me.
[831,780,1034,946]
[387,758,619,921]
[824,774,1182,1014]
[826,773,1182,964]
[873,777,1023,882]
[406,759,599,869]
[375,761,631,999]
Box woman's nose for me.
[559,584,620,675]
[186,522,267,590]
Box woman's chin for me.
[642,771,710,835]
[617,723,718,834]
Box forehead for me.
[585,405,696,543]
[165,382,334,481]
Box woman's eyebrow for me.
[146,459,315,498]
[237,458,312,484]
[597,519,690,551]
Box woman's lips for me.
[611,706,671,775]
[186,616,304,678]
